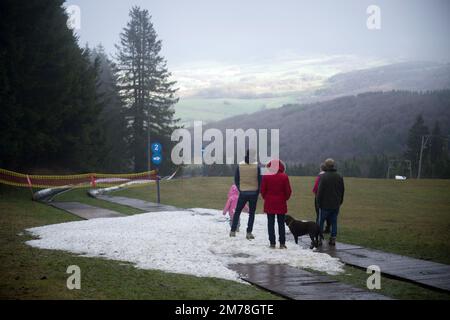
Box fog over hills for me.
[178,61,450,124]
[316,61,450,99]
[205,90,450,164]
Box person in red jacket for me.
[260,159,292,249]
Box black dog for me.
[285,215,324,249]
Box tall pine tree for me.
[429,121,450,178]
[115,7,179,173]
[430,122,444,163]
[90,45,129,172]
[0,0,101,172]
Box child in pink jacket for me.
[223,184,248,230]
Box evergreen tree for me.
[368,155,387,178]
[340,158,362,177]
[405,114,429,177]
[115,7,179,173]
[430,122,444,163]
[90,45,129,172]
[429,121,449,178]
[0,0,101,172]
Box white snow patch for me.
[26,208,344,282]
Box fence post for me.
[90,174,96,188]
[26,174,34,200]
[156,168,161,204]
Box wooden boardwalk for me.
[50,202,124,220]
[95,195,180,212]
[230,263,391,300]
[333,247,450,291]
[294,236,450,292]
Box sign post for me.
[151,142,162,204]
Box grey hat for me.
[324,158,335,169]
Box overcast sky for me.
[67,0,449,64]
[66,0,450,97]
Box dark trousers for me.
[267,214,286,245]
[315,197,330,228]
[319,208,339,237]
[231,193,258,233]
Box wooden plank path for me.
[294,236,450,292]
[230,263,391,300]
[95,195,180,212]
[50,202,125,220]
[333,248,450,291]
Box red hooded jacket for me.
[260,159,292,214]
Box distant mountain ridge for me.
[176,61,450,124]
[315,61,450,99]
[205,90,450,164]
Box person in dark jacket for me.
[260,159,292,249]
[230,149,261,240]
[316,158,345,246]
[312,163,331,233]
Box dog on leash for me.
[285,215,324,249]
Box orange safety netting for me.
[0,168,157,188]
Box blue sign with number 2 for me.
[151,142,162,154]
[151,142,162,166]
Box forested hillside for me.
[207,90,450,170]
[316,61,450,98]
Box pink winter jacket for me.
[223,184,248,219]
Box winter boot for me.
[269,244,276,249]
[246,232,255,240]
[229,231,236,237]
[279,244,287,249]
[329,237,336,246]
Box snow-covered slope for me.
[26,208,344,282]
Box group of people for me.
[223,149,345,249]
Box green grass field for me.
[175,95,299,125]
[1,176,450,300]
